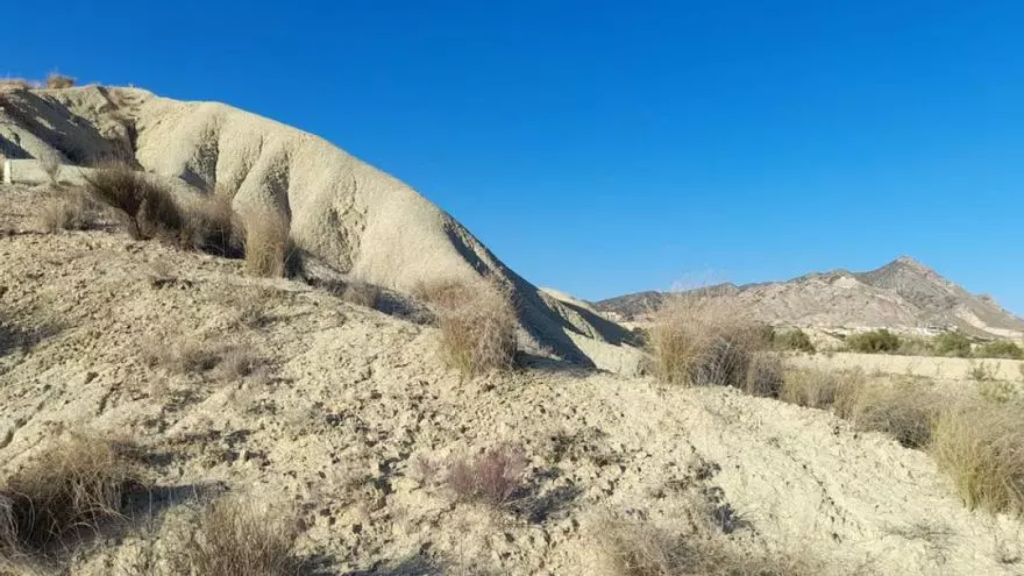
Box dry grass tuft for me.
[0,78,37,90]
[780,368,865,410]
[931,403,1024,516]
[649,295,770,389]
[37,188,100,232]
[180,188,244,257]
[595,515,819,576]
[241,208,292,278]
[83,162,184,241]
[142,337,222,375]
[447,443,528,506]
[45,73,75,89]
[338,280,381,309]
[417,278,518,376]
[0,434,141,557]
[836,379,942,449]
[167,497,302,576]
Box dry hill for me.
[0,84,642,373]
[598,257,1024,339]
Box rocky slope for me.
[0,84,641,372]
[1,187,1021,575]
[598,257,1024,339]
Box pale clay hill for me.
[597,257,1024,340]
[2,84,1024,575]
[0,84,643,375]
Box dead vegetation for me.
[0,434,142,559]
[595,513,821,576]
[446,443,528,506]
[142,337,222,375]
[417,278,518,376]
[240,207,292,278]
[337,280,381,309]
[780,368,864,409]
[649,294,778,392]
[164,497,302,576]
[45,73,76,89]
[83,162,245,257]
[37,188,101,232]
[932,403,1024,516]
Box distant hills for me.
[596,257,1024,340]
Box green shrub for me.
[774,328,816,353]
[975,341,1024,360]
[934,332,972,358]
[845,329,901,354]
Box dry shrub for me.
[142,337,222,375]
[83,162,183,241]
[932,403,1024,516]
[0,434,141,557]
[218,347,262,379]
[45,73,75,89]
[180,189,244,257]
[744,353,785,397]
[241,208,292,278]
[418,278,517,376]
[339,280,381,309]
[447,443,528,506]
[595,516,818,576]
[780,368,865,410]
[837,379,942,449]
[649,295,769,388]
[0,78,36,90]
[37,188,99,232]
[168,497,302,576]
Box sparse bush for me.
[773,328,816,353]
[143,337,222,375]
[181,189,244,257]
[845,329,901,354]
[167,497,302,576]
[933,332,972,358]
[417,278,518,376]
[781,368,864,410]
[975,341,1024,360]
[218,347,262,379]
[45,73,75,89]
[744,353,785,397]
[339,280,381,309]
[837,380,941,448]
[977,380,1020,405]
[0,434,141,557]
[447,443,528,506]
[931,403,1024,516]
[896,336,937,357]
[241,208,292,278]
[649,295,767,388]
[967,361,997,381]
[0,78,36,90]
[595,516,818,576]
[37,188,99,232]
[83,162,184,241]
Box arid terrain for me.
[598,259,1024,341]
[1,84,1023,576]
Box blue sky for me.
[7,1,1023,313]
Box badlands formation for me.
[1,85,1022,575]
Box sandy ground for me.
[1,186,1022,575]
[791,352,1024,384]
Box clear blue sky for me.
[7,1,1023,313]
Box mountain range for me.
[596,256,1024,339]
